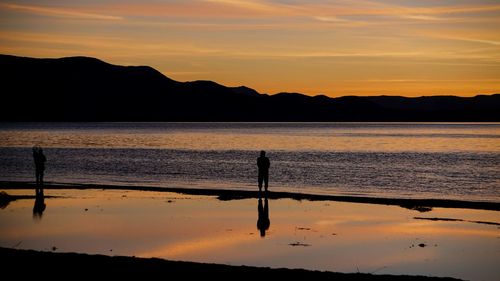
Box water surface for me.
[0,122,498,201]
[1,189,498,281]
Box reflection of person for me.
[257,193,270,237]
[33,188,46,220]
[33,146,46,186]
[257,150,270,192]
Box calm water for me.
[0,122,499,201]
[1,189,499,281]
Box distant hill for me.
[1,54,499,121]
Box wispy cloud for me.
[92,0,295,18]
[321,2,500,17]
[304,1,500,26]
[202,0,273,11]
[0,30,224,57]
[273,51,425,58]
[1,0,499,96]
[423,4,500,15]
[363,79,500,83]
[400,15,446,21]
[313,16,353,23]
[445,37,500,46]
[0,3,123,20]
[5,1,498,22]
[418,29,500,47]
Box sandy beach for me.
[1,181,499,280]
[2,181,499,211]
[0,247,461,280]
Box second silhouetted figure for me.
[257,150,270,192]
[33,146,46,186]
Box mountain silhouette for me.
[1,54,498,121]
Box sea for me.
[0,122,498,202]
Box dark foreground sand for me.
[1,181,499,211]
[0,247,461,280]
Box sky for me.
[1,0,499,97]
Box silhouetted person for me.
[257,192,270,237]
[33,146,46,186]
[257,150,270,192]
[33,187,46,220]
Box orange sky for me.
[1,0,499,97]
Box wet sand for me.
[1,182,499,280]
[0,247,460,280]
[1,181,499,211]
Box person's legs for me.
[35,169,40,186]
[40,170,44,186]
[264,173,269,191]
[258,173,263,191]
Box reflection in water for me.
[33,188,46,220]
[257,192,270,237]
[1,189,499,281]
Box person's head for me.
[260,150,266,157]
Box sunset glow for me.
[1,0,500,97]
[2,188,499,280]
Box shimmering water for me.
[0,122,499,201]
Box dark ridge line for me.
[2,54,499,122]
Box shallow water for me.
[0,189,499,281]
[0,122,499,201]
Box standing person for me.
[33,146,46,186]
[257,150,270,192]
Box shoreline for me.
[2,182,496,280]
[1,181,498,211]
[0,247,461,280]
